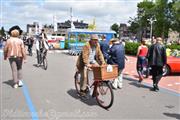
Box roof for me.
[67,28,116,34]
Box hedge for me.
[64,40,179,55]
[166,44,180,50]
[125,42,140,56]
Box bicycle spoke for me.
[95,82,114,109]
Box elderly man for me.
[76,34,105,96]
[107,38,125,89]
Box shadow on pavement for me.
[167,73,180,76]
[33,64,39,67]
[3,80,14,88]
[67,89,98,107]
[123,76,153,90]
[163,113,180,120]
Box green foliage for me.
[128,17,140,34]
[0,27,6,37]
[111,23,119,34]
[166,44,180,50]
[171,0,180,33]
[129,0,179,39]
[125,42,140,55]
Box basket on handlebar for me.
[92,65,118,80]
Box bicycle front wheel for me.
[74,72,80,94]
[95,81,114,109]
[43,57,48,70]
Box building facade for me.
[27,20,88,36]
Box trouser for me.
[118,69,123,86]
[36,50,41,64]
[9,57,23,84]
[28,45,33,55]
[112,69,123,88]
[37,49,47,64]
[80,67,88,91]
[151,65,163,86]
[136,56,147,79]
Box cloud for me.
[1,0,143,31]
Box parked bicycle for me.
[74,65,118,109]
[39,48,48,70]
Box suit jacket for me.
[147,43,167,67]
[76,42,105,71]
[107,43,125,70]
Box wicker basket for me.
[92,65,118,80]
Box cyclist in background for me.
[36,29,49,67]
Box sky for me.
[0,0,143,32]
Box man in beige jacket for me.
[76,34,105,96]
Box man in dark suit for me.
[147,37,167,91]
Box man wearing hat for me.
[4,25,26,88]
[76,34,105,96]
[107,38,125,89]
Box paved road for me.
[0,50,180,120]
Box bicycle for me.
[74,65,118,109]
[39,48,48,70]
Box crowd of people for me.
[3,25,167,93]
[76,34,167,96]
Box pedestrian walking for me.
[3,25,27,88]
[107,38,125,89]
[147,37,167,91]
[26,36,34,56]
[136,39,148,82]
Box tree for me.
[0,27,6,37]
[171,0,180,33]
[111,23,119,35]
[129,0,179,40]
[128,17,140,35]
[153,0,171,38]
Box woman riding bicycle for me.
[76,34,105,96]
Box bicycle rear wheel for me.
[43,57,48,70]
[95,81,114,109]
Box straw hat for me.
[110,38,119,43]
[90,34,98,40]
